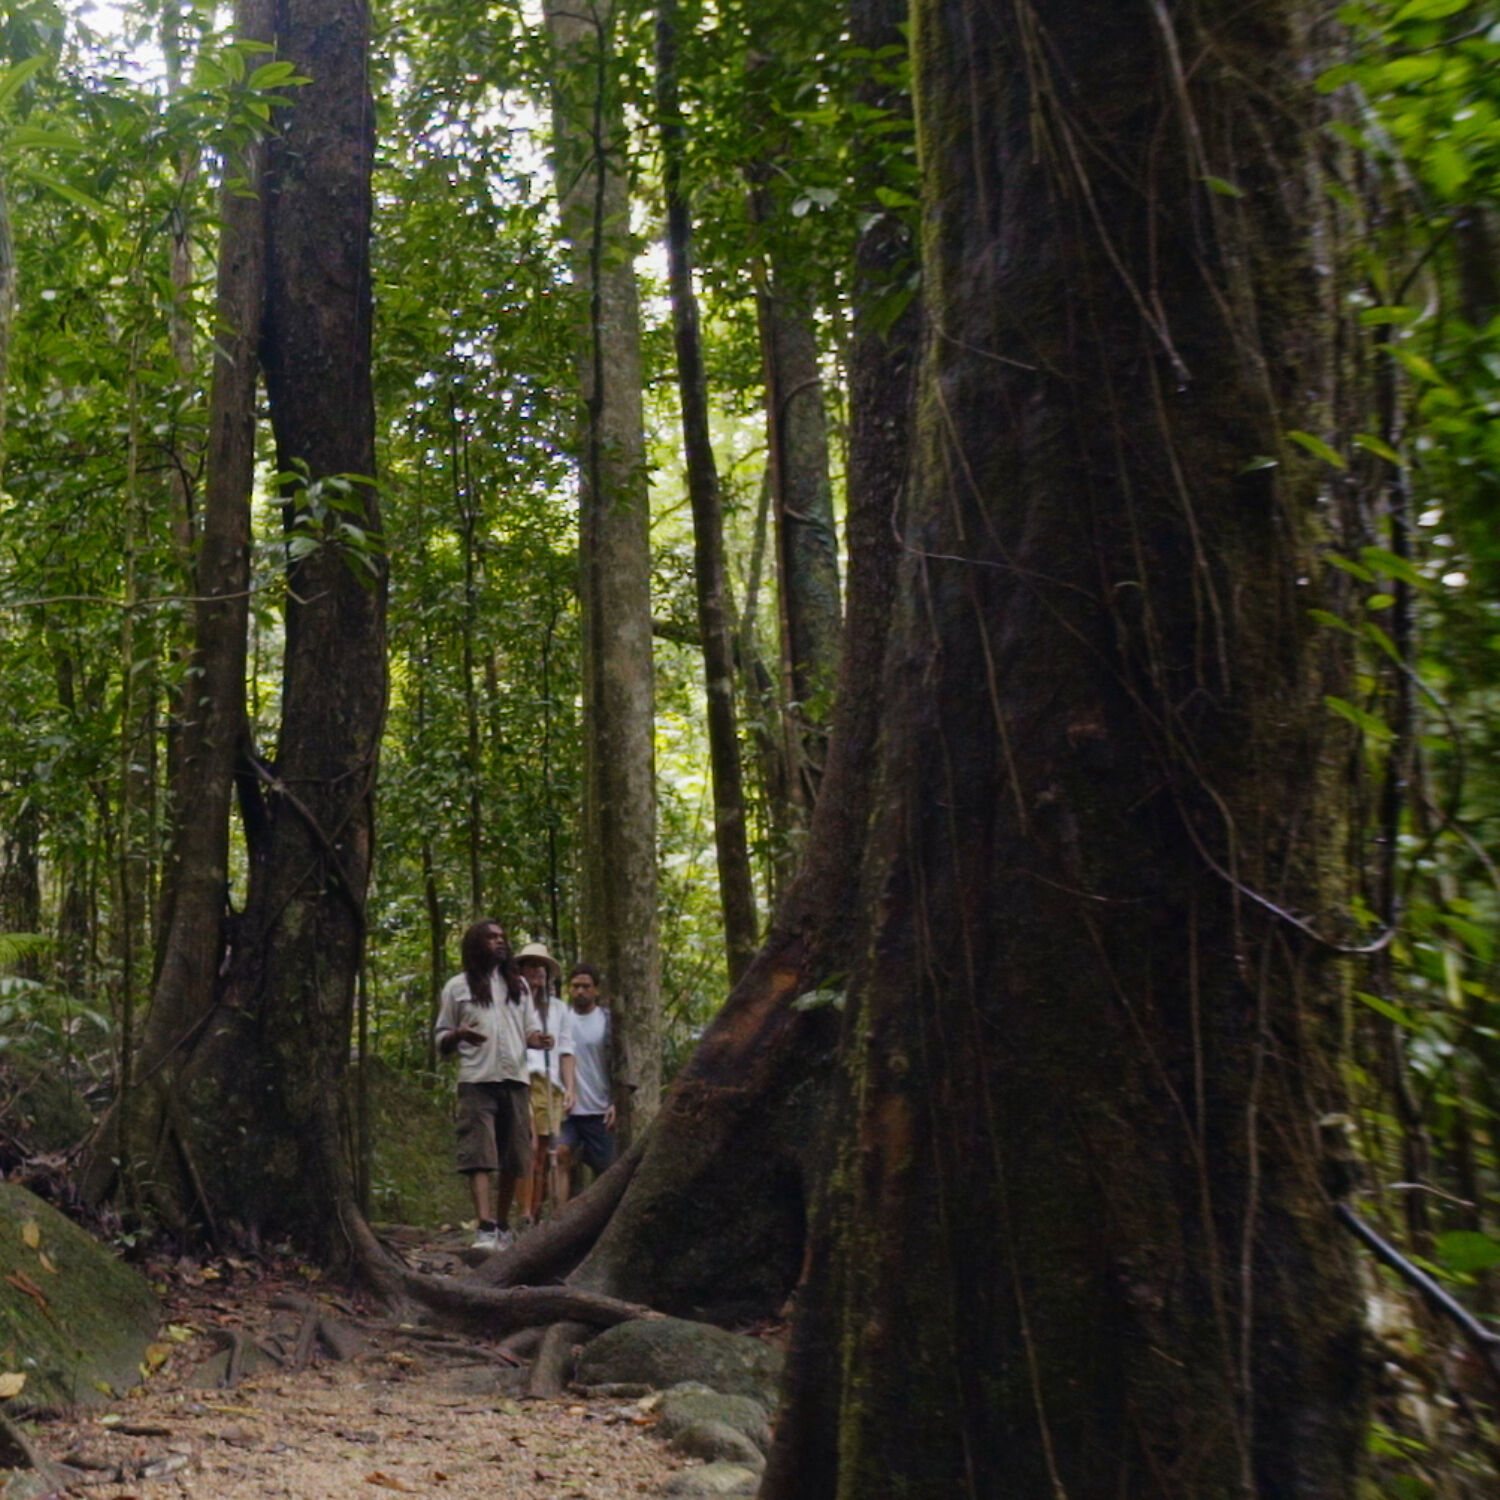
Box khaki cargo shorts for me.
[528,1073,566,1137]
[455,1081,533,1177]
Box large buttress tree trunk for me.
[85,0,386,1255]
[760,2,1364,1496]
[545,0,662,1133]
[202,0,386,1250]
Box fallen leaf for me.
[365,1473,420,1493]
[4,1269,49,1311]
[36,1251,58,1275]
[140,1453,192,1479]
[199,1266,220,1281]
[165,1323,197,1342]
[0,1372,26,1398]
[142,1343,173,1372]
[20,1220,39,1250]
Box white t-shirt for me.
[568,1004,611,1115]
[525,996,575,1086]
[433,972,543,1086]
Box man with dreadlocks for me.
[435,918,551,1249]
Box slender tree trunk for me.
[81,0,269,1215]
[656,0,759,984]
[0,805,40,974]
[421,837,444,1074]
[0,167,15,469]
[545,0,661,1135]
[751,231,842,812]
[764,3,1363,1495]
[452,401,485,917]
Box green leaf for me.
[1202,175,1245,198]
[1392,0,1472,20]
[0,126,83,155]
[1355,990,1419,1029]
[1389,346,1445,385]
[1324,695,1394,742]
[1324,554,1375,583]
[1308,608,1357,635]
[1352,433,1405,466]
[248,60,307,90]
[0,56,45,115]
[1239,455,1278,473]
[1358,546,1427,590]
[1435,1231,1500,1274]
[17,169,107,214]
[1288,430,1347,469]
[1425,139,1470,198]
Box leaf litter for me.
[19,1239,690,1499]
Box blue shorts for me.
[560,1113,615,1173]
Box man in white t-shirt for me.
[433,919,549,1250]
[556,963,614,1204]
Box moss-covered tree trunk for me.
[760,3,1364,1496]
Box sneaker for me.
[471,1224,501,1250]
[493,1227,515,1251]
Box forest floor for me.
[19,1227,689,1500]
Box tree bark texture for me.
[754,244,842,810]
[763,4,1363,1497]
[657,0,760,985]
[545,0,662,1133]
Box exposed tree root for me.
[339,1196,655,1338]
[529,1319,592,1398]
[475,1139,643,1290]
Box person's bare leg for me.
[516,1123,540,1220]
[532,1136,553,1219]
[495,1170,522,1228]
[553,1144,574,1206]
[468,1169,493,1225]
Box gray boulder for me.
[577,1316,782,1406]
[662,1462,761,1496]
[667,1420,765,1471]
[658,1386,773,1454]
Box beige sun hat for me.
[514,941,562,982]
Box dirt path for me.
[21,1233,689,1500]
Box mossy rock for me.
[0,1184,158,1409]
[0,1064,91,1154]
[657,1386,773,1454]
[347,1058,471,1227]
[577,1317,783,1406]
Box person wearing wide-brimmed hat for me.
[514,941,575,1226]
